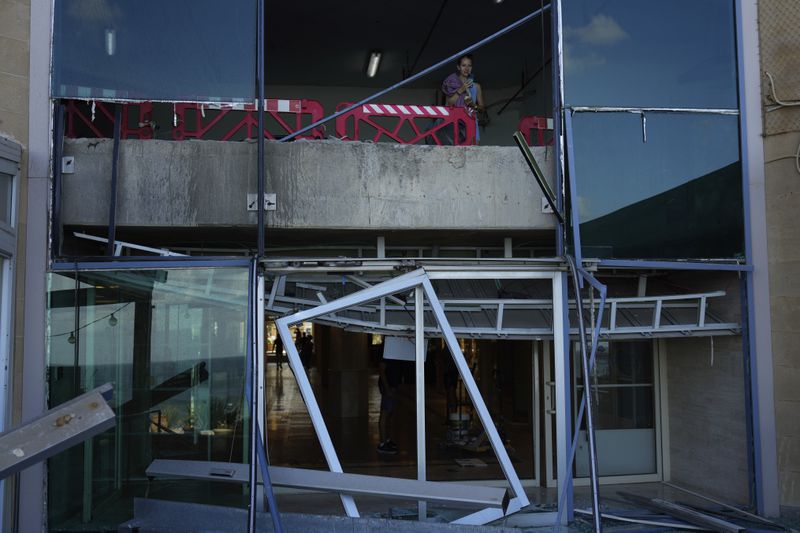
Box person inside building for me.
[273,333,283,370]
[377,347,402,455]
[440,54,484,143]
[442,54,484,112]
[300,333,314,369]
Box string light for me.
[53,301,132,342]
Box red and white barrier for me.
[64,100,154,140]
[173,99,325,141]
[518,116,554,146]
[335,102,476,145]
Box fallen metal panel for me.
[663,481,783,528]
[646,499,745,533]
[573,509,707,531]
[621,492,745,533]
[0,383,115,480]
[121,497,522,533]
[270,466,510,511]
[513,130,563,224]
[146,459,510,511]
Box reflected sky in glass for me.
[563,0,738,108]
[52,0,256,102]
[570,112,744,259]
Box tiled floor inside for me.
[266,357,536,483]
[263,358,781,530]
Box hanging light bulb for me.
[108,313,118,327]
[67,332,76,344]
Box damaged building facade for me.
[1,0,800,530]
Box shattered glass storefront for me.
[562,0,744,260]
[559,0,754,512]
[32,0,766,530]
[47,267,251,529]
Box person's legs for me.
[378,405,388,444]
[378,389,398,454]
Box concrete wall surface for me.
[759,0,800,511]
[61,138,556,232]
[666,336,749,505]
[0,0,29,145]
[0,0,31,529]
[763,130,800,509]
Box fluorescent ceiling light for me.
[105,29,116,56]
[366,51,382,78]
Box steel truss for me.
[274,267,569,525]
[266,273,738,340]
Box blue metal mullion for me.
[106,104,122,256]
[598,259,751,272]
[51,102,65,262]
[551,0,566,258]
[554,267,607,530]
[564,111,583,278]
[256,0,265,258]
[552,0,574,523]
[255,420,282,533]
[50,258,252,271]
[246,259,258,532]
[734,0,768,514]
[740,274,757,510]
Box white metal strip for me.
[277,269,427,324]
[415,286,426,521]
[427,271,554,280]
[275,321,359,517]
[422,277,530,511]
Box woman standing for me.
[441,54,484,142]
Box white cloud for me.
[567,14,629,46]
[563,45,607,74]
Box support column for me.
[321,327,370,418]
[415,286,426,521]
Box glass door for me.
[573,340,659,480]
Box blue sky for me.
[563,0,741,222]
[563,0,738,108]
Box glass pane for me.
[563,0,738,108]
[589,341,654,386]
[571,112,744,259]
[47,267,250,530]
[574,341,656,477]
[0,172,12,226]
[575,386,655,430]
[52,0,256,103]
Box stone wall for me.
[61,138,556,232]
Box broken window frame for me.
[45,260,260,531]
[564,107,746,266]
[50,0,258,105]
[550,0,771,518]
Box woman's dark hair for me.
[456,54,473,66]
